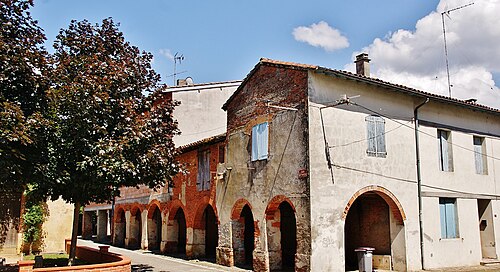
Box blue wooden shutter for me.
[445,200,457,238]
[473,136,484,174]
[366,116,376,155]
[375,117,386,155]
[439,199,447,238]
[252,122,268,161]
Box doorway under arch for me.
[343,187,407,271]
[193,204,219,259]
[174,208,187,254]
[113,208,126,247]
[147,205,162,251]
[265,197,297,271]
[232,204,255,269]
[129,208,142,249]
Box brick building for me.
[83,57,500,271]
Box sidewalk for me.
[78,239,251,272]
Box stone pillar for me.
[186,227,194,258]
[82,211,93,239]
[253,219,270,272]
[107,210,112,236]
[141,209,148,250]
[216,221,234,267]
[124,210,131,247]
[160,212,168,253]
[97,210,108,242]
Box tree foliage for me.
[47,18,180,206]
[22,188,47,255]
[0,0,49,188]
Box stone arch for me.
[192,200,219,259]
[342,185,406,225]
[165,202,187,254]
[129,204,143,249]
[231,199,255,269]
[231,198,253,220]
[343,185,407,271]
[147,201,162,251]
[265,195,297,271]
[113,207,126,247]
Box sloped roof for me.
[176,133,225,154]
[223,58,500,115]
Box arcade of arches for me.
[104,196,300,271]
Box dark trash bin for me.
[355,247,375,272]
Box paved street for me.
[78,239,250,272]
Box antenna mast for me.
[441,2,474,98]
[173,52,184,86]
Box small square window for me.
[251,122,268,161]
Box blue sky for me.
[32,0,500,107]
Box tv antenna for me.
[441,2,474,98]
[173,52,184,85]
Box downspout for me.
[414,97,429,270]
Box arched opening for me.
[113,208,126,247]
[344,188,406,271]
[232,204,254,269]
[129,208,142,249]
[147,206,162,251]
[265,197,297,271]
[174,208,187,254]
[204,205,218,258]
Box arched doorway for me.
[147,205,162,251]
[204,206,218,258]
[129,208,142,249]
[232,204,254,268]
[265,196,297,271]
[343,187,406,271]
[280,202,296,269]
[113,208,126,247]
[174,208,187,254]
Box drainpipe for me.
[414,97,429,270]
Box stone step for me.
[481,258,500,266]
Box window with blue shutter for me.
[473,136,487,175]
[251,122,269,161]
[438,130,453,172]
[197,150,210,191]
[365,115,386,157]
[439,198,459,239]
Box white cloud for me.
[159,48,175,62]
[349,0,500,108]
[293,21,349,52]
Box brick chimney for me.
[355,53,371,77]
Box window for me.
[218,145,225,163]
[439,198,459,239]
[365,115,386,157]
[251,122,269,161]
[473,136,488,175]
[197,150,210,191]
[437,130,453,172]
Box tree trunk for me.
[68,202,81,266]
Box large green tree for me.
[0,0,49,188]
[48,18,180,264]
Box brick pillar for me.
[216,221,234,267]
[18,260,35,272]
[141,209,148,250]
[97,210,108,242]
[160,212,168,253]
[82,211,93,239]
[253,219,270,272]
[185,227,194,258]
[124,210,131,247]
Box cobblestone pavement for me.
[78,239,251,272]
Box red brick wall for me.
[226,64,309,132]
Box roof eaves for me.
[176,133,226,154]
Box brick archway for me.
[342,185,406,225]
[230,198,253,220]
[147,200,162,219]
[147,201,162,250]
